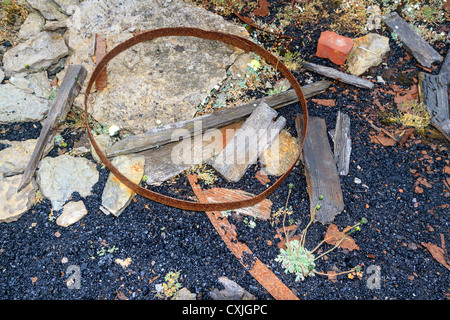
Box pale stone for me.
[171,288,197,300]
[0,139,53,177]
[17,11,45,41]
[2,31,69,75]
[36,155,99,211]
[0,175,35,223]
[0,84,50,123]
[101,154,145,216]
[9,70,52,99]
[347,33,390,76]
[0,69,4,83]
[54,0,80,15]
[90,134,113,164]
[260,129,299,176]
[65,0,251,134]
[57,200,88,227]
[26,0,68,21]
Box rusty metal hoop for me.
[84,27,308,211]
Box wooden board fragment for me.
[439,50,450,84]
[212,101,285,182]
[106,80,331,157]
[295,115,344,224]
[418,72,450,137]
[18,65,87,192]
[333,111,351,176]
[382,12,443,68]
[201,188,272,220]
[301,61,374,89]
[141,122,242,185]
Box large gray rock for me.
[36,155,99,211]
[26,0,68,21]
[65,0,251,134]
[0,174,35,223]
[2,31,69,75]
[0,84,50,123]
[17,11,45,41]
[0,139,53,177]
[101,154,145,217]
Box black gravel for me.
[1,1,449,302]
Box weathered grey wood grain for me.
[18,65,87,192]
[105,80,331,158]
[212,102,285,182]
[301,61,374,89]
[333,111,351,176]
[419,72,449,137]
[439,50,450,84]
[382,12,443,68]
[295,115,344,224]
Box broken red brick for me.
[316,31,354,65]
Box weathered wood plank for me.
[439,50,450,84]
[382,12,443,68]
[141,122,243,185]
[105,80,332,157]
[333,111,351,176]
[18,65,87,192]
[418,72,450,137]
[295,115,344,224]
[212,102,285,182]
[301,61,374,89]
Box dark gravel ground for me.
[1,0,449,305]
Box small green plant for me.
[243,216,256,229]
[54,134,67,147]
[96,245,119,257]
[156,271,182,299]
[274,185,367,282]
[191,164,218,185]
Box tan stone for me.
[260,129,299,176]
[0,175,35,223]
[57,201,88,227]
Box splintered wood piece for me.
[295,115,344,224]
[440,50,450,83]
[18,65,87,192]
[333,111,351,176]
[382,12,443,68]
[187,174,299,300]
[301,61,374,89]
[212,101,285,182]
[201,188,272,220]
[141,122,242,185]
[95,34,107,90]
[418,72,450,137]
[105,80,331,158]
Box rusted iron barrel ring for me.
[84,27,308,211]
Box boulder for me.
[0,174,35,223]
[2,31,69,75]
[65,0,252,134]
[0,84,50,123]
[101,154,145,216]
[346,33,390,76]
[36,155,99,211]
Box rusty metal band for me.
[84,27,308,211]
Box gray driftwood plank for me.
[418,72,450,138]
[105,80,331,158]
[295,115,344,224]
[382,12,443,68]
[301,61,374,89]
[333,111,351,176]
[18,65,87,192]
[212,102,285,182]
[439,50,450,84]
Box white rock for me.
[54,0,80,15]
[9,70,52,99]
[0,84,50,123]
[26,0,68,21]
[57,200,88,227]
[101,154,145,216]
[36,155,99,211]
[2,31,69,75]
[0,175,35,223]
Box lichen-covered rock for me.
[36,155,99,211]
[65,0,251,134]
[2,31,69,75]
[0,175,35,223]
[101,154,145,217]
[0,84,50,123]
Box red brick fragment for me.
[316,31,354,65]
